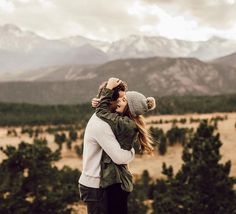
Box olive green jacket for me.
[96,88,138,192]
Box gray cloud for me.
[0,0,235,41]
[1,0,149,40]
[143,0,236,29]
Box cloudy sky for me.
[0,0,236,41]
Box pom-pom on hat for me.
[126,91,156,117]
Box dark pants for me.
[79,183,108,214]
[106,183,130,214]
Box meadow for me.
[1,112,235,179]
[1,96,236,213]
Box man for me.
[78,81,135,214]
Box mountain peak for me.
[1,23,21,33]
[208,36,227,42]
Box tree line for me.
[0,93,236,126]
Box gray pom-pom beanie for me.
[126,91,156,117]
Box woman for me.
[95,77,156,214]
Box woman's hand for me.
[91,98,100,108]
[106,78,122,90]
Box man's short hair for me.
[97,81,128,101]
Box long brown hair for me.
[123,107,154,154]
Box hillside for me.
[212,52,236,68]
[0,57,236,104]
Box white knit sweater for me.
[79,113,135,188]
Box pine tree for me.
[158,135,167,155]
[0,138,80,213]
[153,120,236,214]
[128,170,153,214]
[69,130,78,141]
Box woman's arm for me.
[95,88,126,127]
[91,97,100,108]
[95,78,136,135]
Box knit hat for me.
[126,91,156,117]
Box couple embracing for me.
[79,77,156,214]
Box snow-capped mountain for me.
[107,35,236,61]
[0,24,42,52]
[60,36,111,52]
[0,24,68,53]
[1,23,236,77]
[189,36,236,60]
[0,24,108,74]
[107,35,197,59]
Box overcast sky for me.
[1,0,236,41]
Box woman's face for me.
[116,93,128,113]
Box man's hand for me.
[91,98,100,108]
[106,78,122,90]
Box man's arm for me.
[93,122,135,164]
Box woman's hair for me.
[133,115,154,154]
[123,107,154,154]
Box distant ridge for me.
[1,23,236,75]
[212,52,236,68]
[0,56,236,104]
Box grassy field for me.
[1,112,235,180]
[132,112,236,179]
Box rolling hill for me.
[0,57,236,104]
[212,52,236,68]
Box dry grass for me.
[0,112,236,179]
[142,112,236,178]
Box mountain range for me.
[0,56,235,104]
[1,23,236,76]
[1,23,236,104]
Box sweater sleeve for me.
[93,122,135,164]
[95,88,136,135]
